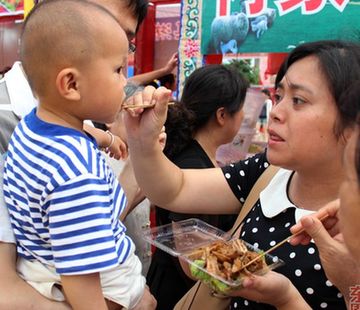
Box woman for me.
[223,81,360,309]
[124,40,360,309]
[147,64,248,310]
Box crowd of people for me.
[124,40,360,310]
[0,0,359,310]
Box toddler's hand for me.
[106,135,128,160]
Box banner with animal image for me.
[0,0,23,15]
[201,0,360,54]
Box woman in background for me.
[147,64,249,310]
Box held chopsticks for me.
[239,214,330,271]
[122,82,175,110]
[122,101,175,110]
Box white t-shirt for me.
[0,155,16,243]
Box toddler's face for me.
[80,25,128,124]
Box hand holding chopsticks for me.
[122,81,174,110]
[238,214,330,272]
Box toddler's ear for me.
[56,68,81,101]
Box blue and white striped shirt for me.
[3,109,133,275]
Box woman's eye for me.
[116,67,123,74]
[273,93,282,104]
[293,97,306,105]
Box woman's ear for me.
[55,68,81,101]
[216,107,226,126]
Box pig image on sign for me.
[210,12,249,54]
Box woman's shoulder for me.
[221,152,270,202]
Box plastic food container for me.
[142,218,284,294]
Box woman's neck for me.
[194,128,220,167]
[288,166,344,211]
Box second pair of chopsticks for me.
[239,214,329,271]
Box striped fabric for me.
[3,109,133,275]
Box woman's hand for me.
[230,271,310,310]
[290,199,341,245]
[290,202,360,303]
[123,86,172,155]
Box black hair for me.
[164,64,249,159]
[159,73,175,87]
[147,80,159,89]
[339,81,360,182]
[275,40,360,138]
[124,0,148,31]
[261,88,271,97]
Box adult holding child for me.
[3,1,157,309]
[124,40,360,309]
[0,0,163,309]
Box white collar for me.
[3,62,38,118]
[259,168,315,223]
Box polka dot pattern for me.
[308,247,316,255]
[320,302,328,308]
[306,288,314,294]
[326,280,333,287]
[314,264,322,271]
[221,154,346,310]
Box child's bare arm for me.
[61,273,108,310]
[84,124,128,160]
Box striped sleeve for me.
[47,173,119,275]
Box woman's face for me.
[222,108,244,144]
[339,128,360,261]
[267,56,344,172]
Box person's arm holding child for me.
[0,242,70,310]
[61,273,108,310]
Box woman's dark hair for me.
[340,81,360,182]
[164,64,248,159]
[275,40,360,138]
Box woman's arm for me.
[0,242,70,310]
[124,87,240,215]
[128,53,177,86]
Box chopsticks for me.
[238,214,329,271]
[122,102,175,110]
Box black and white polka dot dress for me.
[222,152,346,310]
